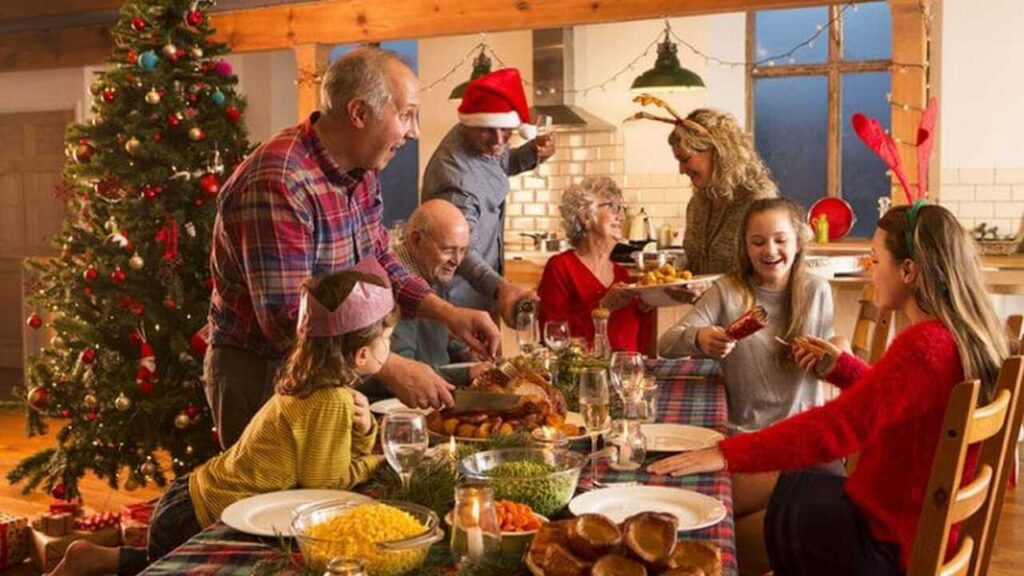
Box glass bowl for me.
[290,499,443,575]
[459,448,584,517]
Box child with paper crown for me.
[48,259,396,576]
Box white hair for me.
[320,47,406,120]
[559,176,624,247]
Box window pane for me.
[755,7,829,65]
[842,2,893,61]
[754,76,829,217]
[841,72,892,237]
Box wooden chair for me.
[907,355,1024,576]
[850,283,894,364]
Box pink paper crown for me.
[296,258,394,338]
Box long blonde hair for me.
[878,204,1009,403]
[668,108,777,200]
[275,271,398,397]
[725,197,813,366]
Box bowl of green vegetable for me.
[459,448,584,517]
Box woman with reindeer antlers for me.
[628,96,778,302]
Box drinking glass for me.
[578,367,611,481]
[381,411,428,493]
[535,114,553,138]
[544,320,570,385]
[607,419,648,471]
[610,351,645,417]
[516,310,540,356]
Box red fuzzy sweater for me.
[720,320,975,569]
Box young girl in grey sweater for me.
[659,197,842,434]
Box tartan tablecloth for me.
[142,357,734,575]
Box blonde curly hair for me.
[559,176,624,248]
[668,108,777,200]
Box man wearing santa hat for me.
[422,68,556,320]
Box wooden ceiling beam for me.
[0,0,866,73]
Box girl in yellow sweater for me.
[48,259,396,576]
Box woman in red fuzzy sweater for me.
[649,203,1010,575]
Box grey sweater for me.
[658,274,835,434]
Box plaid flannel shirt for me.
[208,113,431,357]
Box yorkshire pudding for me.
[567,513,623,559]
[622,512,678,565]
[590,554,648,576]
[668,541,722,576]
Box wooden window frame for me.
[745,4,891,202]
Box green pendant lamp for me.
[630,22,705,94]
[449,48,493,100]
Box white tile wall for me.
[505,129,692,245]
[938,168,1024,237]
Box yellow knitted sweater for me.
[189,387,380,527]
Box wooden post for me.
[889,0,930,205]
[293,44,330,120]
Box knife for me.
[451,390,521,414]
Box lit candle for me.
[447,435,458,461]
[466,499,484,560]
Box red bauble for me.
[111,268,127,284]
[27,386,49,410]
[163,298,177,310]
[86,411,97,421]
[142,185,160,201]
[167,114,181,128]
[198,173,220,197]
[129,302,144,316]
[139,380,154,395]
[193,198,205,207]
[205,277,215,290]
[26,313,43,329]
[225,105,241,123]
[74,142,93,164]
[83,267,98,282]
[185,404,199,418]
[186,9,203,26]
[102,89,116,103]
[80,349,96,364]
[153,133,162,141]
[83,286,93,297]
[51,484,66,499]
[131,16,147,31]
[61,409,72,418]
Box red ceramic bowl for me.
[809,197,856,241]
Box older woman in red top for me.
[537,176,653,353]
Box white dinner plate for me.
[368,398,432,416]
[625,274,722,307]
[569,485,727,531]
[221,489,372,536]
[640,423,724,453]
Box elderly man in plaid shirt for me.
[206,47,500,448]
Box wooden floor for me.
[0,407,1022,575]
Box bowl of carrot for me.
[446,499,547,556]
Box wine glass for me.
[516,310,539,356]
[578,367,611,483]
[544,320,570,385]
[609,351,645,418]
[381,411,428,493]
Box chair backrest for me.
[851,283,894,364]
[1008,314,1023,343]
[908,355,1024,576]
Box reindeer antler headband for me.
[623,93,711,137]
[852,97,937,205]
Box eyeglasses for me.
[597,202,625,214]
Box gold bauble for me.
[145,89,161,105]
[125,137,142,155]
[174,413,190,429]
[140,461,156,476]
[129,253,144,270]
[162,43,177,57]
[83,393,98,409]
[114,393,131,412]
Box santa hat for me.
[458,68,537,140]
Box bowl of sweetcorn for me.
[291,500,443,574]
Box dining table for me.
[140,357,736,575]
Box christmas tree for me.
[8,0,249,500]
